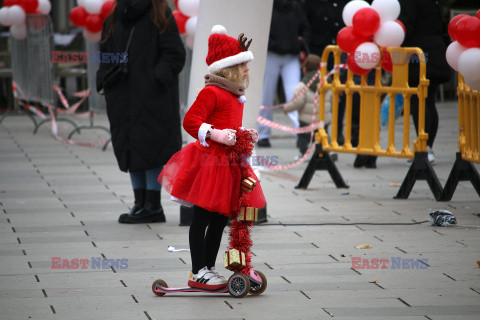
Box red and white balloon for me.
[69,0,115,43]
[172,0,200,50]
[338,0,405,75]
[0,0,52,40]
[446,10,480,91]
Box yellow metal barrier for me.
[316,45,429,158]
[297,45,444,200]
[457,75,480,164]
[440,75,480,201]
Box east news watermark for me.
[51,51,128,64]
[351,257,429,269]
[354,50,429,65]
[51,257,128,269]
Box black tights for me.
[189,206,229,274]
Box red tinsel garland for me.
[226,128,255,274]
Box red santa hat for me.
[206,25,254,73]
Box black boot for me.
[365,156,377,168]
[119,189,145,223]
[354,155,368,168]
[123,190,166,223]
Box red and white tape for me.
[256,63,346,172]
[12,82,109,148]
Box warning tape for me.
[256,64,346,172]
[12,82,109,148]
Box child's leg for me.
[189,206,212,273]
[205,212,229,269]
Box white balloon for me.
[77,0,87,7]
[83,0,103,15]
[342,0,370,27]
[373,20,405,47]
[464,77,480,91]
[0,8,10,27]
[446,41,467,71]
[185,16,197,39]
[371,0,401,22]
[11,24,27,40]
[458,48,480,82]
[185,34,195,50]
[83,29,102,43]
[354,42,381,69]
[178,0,200,17]
[8,5,26,27]
[38,0,52,15]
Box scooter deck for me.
[154,285,228,294]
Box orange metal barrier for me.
[441,75,480,200]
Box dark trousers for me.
[189,206,229,274]
[410,82,439,148]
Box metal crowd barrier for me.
[297,45,443,200]
[440,75,480,200]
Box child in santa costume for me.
[158,25,266,290]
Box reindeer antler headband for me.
[238,33,252,51]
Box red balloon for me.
[100,0,116,20]
[85,14,104,33]
[337,26,370,54]
[174,0,179,9]
[69,6,88,27]
[172,10,188,34]
[381,50,393,72]
[7,0,21,7]
[477,9,480,20]
[352,8,380,37]
[455,16,480,48]
[448,14,469,41]
[21,0,39,14]
[347,53,370,75]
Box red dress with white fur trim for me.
[158,86,266,217]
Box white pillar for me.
[186,0,273,141]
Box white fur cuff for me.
[198,123,213,147]
[208,51,254,73]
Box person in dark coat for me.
[96,0,186,223]
[399,0,451,164]
[303,0,348,57]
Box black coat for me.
[303,0,348,56]
[398,0,451,84]
[268,0,309,55]
[97,0,186,172]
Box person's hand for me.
[247,129,259,143]
[210,129,236,146]
[283,108,288,116]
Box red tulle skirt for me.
[158,141,266,217]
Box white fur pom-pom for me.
[238,95,246,103]
[211,25,227,35]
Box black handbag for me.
[100,27,135,93]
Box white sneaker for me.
[427,147,436,165]
[209,267,226,281]
[188,266,227,290]
[406,148,436,166]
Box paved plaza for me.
[0,101,479,319]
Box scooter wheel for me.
[152,279,168,296]
[228,273,250,298]
[249,270,267,295]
